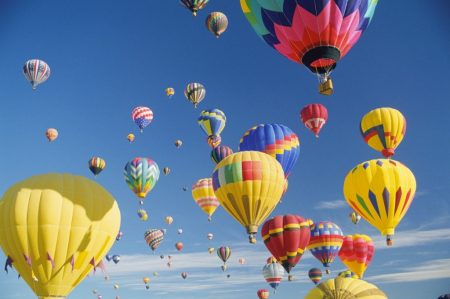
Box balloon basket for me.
[319,79,333,96]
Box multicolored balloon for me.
[343,159,416,246]
[137,209,148,221]
[308,268,322,285]
[212,151,285,243]
[338,270,359,279]
[23,59,51,89]
[360,107,407,158]
[165,87,175,98]
[144,229,164,251]
[89,156,106,176]
[131,106,153,132]
[305,277,387,299]
[217,246,231,266]
[198,109,226,148]
[240,0,378,95]
[206,12,228,38]
[257,289,269,299]
[238,258,246,265]
[339,234,374,278]
[184,83,206,108]
[262,259,285,291]
[238,124,300,178]
[211,145,233,164]
[124,157,160,199]
[300,104,328,137]
[308,221,344,269]
[127,133,135,143]
[45,128,58,142]
[180,0,209,16]
[261,215,311,274]
[350,212,361,225]
[192,178,220,221]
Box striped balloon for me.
[165,87,175,98]
[210,145,233,164]
[144,229,164,251]
[131,106,153,132]
[217,246,231,264]
[338,234,374,278]
[300,103,328,137]
[192,178,220,221]
[198,108,226,139]
[308,221,344,268]
[239,124,300,178]
[23,59,51,89]
[124,157,160,199]
[205,12,229,38]
[88,157,106,176]
[262,260,284,291]
[184,83,206,108]
[180,0,209,16]
[308,268,322,285]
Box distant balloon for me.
[175,242,184,251]
[106,254,112,262]
[360,107,406,158]
[238,258,246,265]
[165,216,173,225]
[262,259,285,291]
[175,140,183,148]
[153,272,158,276]
[93,289,98,294]
[184,83,206,108]
[137,209,148,221]
[131,106,153,132]
[23,59,50,89]
[181,272,188,279]
[308,268,322,285]
[217,246,231,267]
[167,261,172,268]
[208,247,215,254]
[127,133,135,143]
[113,284,119,289]
[163,167,171,175]
[192,178,220,221]
[180,0,209,16]
[143,277,150,284]
[160,255,164,259]
[116,231,123,241]
[207,233,213,240]
[45,128,58,142]
[300,104,328,137]
[211,145,233,164]
[206,12,228,38]
[124,157,160,200]
[88,156,106,176]
[112,255,121,264]
[165,87,175,98]
[350,212,361,225]
[144,229,164,251]
[177,228,183,234]
[257,289,269,299]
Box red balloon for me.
[300,104,328,137]
[261,215,311,273]
[175,242,184,251]
[257,289,269,299]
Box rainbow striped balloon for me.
[308,268,322,285]
[308,221,344,268]
[88,157,106,176]
[191,178,220,221]
[205,12,228,38]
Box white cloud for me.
[367,258,450,283]
[314,200,347,210]
[373,228,450,249]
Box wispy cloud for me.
[373,228,450,249]
[368,258,450,283]
[314,200,347,210]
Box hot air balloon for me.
[112,255,121,264]
[207,233,214,240]
[177,228,183,234]
[211,145,233,164]
[438,295,450,299]
[308,221,344,272]
[360,107,407,158]
[212,151,285,243]
[240,0,378,96]
[238,124,300,178]
[93,289,98,294]
[153,272,158,276]
[88,157,106,176]
[208,247,215,254]
[304,277,387,299]
[257,289,270,299]
[159,255,164,259]
[175,242,184,251]
[0,173,120,299]
[308,268,323,285]
[127,134,135,143]
[165,87,175,98]
[167,261,172,268]
[145,285,150,290]
[262,260,285,291]
[106,254,112,262]
[206,12,228,38]
[124,157,160,200]
[192,178,220,221]
[350,212,361,225]
[300,104,328,137]
[137,209,148,221]
[143,277,150,284]
[338,270,359,279]
[180,0,209,16]
[238,258,246,265]
[262,215,311,276]
[217,246,231,270]
[198,109,226,148]
[131,106,153,132]
[165,216,173,225]
[181,272,188,279]
[45,128,58,142]
[98,295,102,299]
[144,229,164,251]
[163,167,171,175]
[339,234,374,278]
[23,59,51,90]
[184,83,206,108]
[175,140,183,148]
[343,159,416,246]
[116,231,123,241]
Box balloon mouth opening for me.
[302,46,340,74]
[382,148,395,158]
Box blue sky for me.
[0,0,449,298]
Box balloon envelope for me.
[124,157,160,199]
[192,178,220,221]
[23,59,51,89]
[206,12,229,37]
[304,277,387,299]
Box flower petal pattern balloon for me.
[124,157,160,199]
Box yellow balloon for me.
[0,173,121,299]
[191,178,220,221]
[305,277,387,299]
[360,107,406,158]
[212,151,284,243]
[343,159,416,246]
